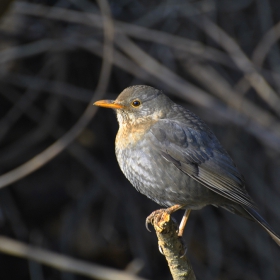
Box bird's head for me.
[94,85,172,126]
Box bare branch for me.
[0,236,147,280]
[150,211,196,280]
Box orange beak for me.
[93,100,124,109]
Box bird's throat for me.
[115,120,157,150]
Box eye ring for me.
[131,100,141,107]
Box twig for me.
[0,59,53,143]
[12,2,233,68]
[185,6,280,116]
[0,0,114,189]
[252,16,280,68]
[4,73,93,102]
[0,39,57,64]
[0,236,147,280]
[150,211,196,280]
[182,61,279,130]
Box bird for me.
[94,85,280,246]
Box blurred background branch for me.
[0,0,279,279]
[0,236,147,280]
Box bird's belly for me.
[116,142,218,209]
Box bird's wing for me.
[150,119,255,208]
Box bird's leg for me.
[146,204,183,232]
[166,204,183,214]
[178,209,191,237]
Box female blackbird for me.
[94,85,280,245]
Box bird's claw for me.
[145,219,151,232]
[158,244,164,255]
[180,245,188,258]
[145,211,157,232]
[145,209,170,233]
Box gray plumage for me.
[95,85,280,246]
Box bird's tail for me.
[243,206,280,246]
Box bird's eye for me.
[131,100,141,107]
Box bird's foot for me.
[146,205,187,235]
[145,209,172,233]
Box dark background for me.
[0,0,280,279]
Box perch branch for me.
[150,211,196,280]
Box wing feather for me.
[150,118,255,209]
